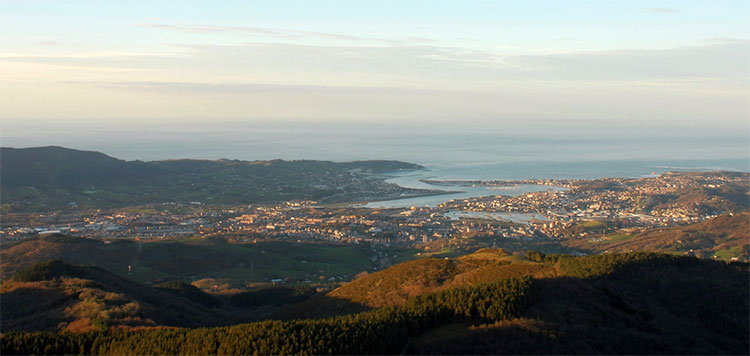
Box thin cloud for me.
[134,23,433,45]
[0,51,172,59]
[170,40,748,82]
[135,23,281,36]
[293,30,399,45]
[0,51,176,69]
[640,7,681,14]
[504,40,750,82]
[64,80,447,94]
[705,37,748,44]
[6,39,747,92]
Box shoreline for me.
[321,189,465,209]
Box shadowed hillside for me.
[411,253,749,354]
[0,234,378,287]
[0,261,236,332]
[2,252,746,355]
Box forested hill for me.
[0,146,424,212]
[2,251,747,355]
[565,212,750,259]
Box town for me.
[3,171,746,251]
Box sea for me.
[2,121,748,208]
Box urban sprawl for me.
[3,171,746,249]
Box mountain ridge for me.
[0,146,426,212]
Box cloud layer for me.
[1,20,748,127]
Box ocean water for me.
[2,121,748,181]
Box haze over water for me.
[2,121,747,181]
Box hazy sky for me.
[1,0,748,129]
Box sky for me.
[0,0,748,131]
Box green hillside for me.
[0,146,425,212]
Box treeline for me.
[230,285,316,308]
[11,260,93,282]
[525,250,716,279]
[1,277,534,355]
[154,281,222,308]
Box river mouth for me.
[357,169,565,209]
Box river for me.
[359,169,566,209]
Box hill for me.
[410,252,749,354]
[0,261,234,332]
[0,146,426,212]
[268,248,556,320]
[2,252,747,354]
[327,248,555,307]
[564,212,750,260]
[0,234,379,287]
[643,172,750,215]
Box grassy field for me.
[418,246,458,258]
[713,246,743,260]
[581,220,606,229]
[603,233,632,242]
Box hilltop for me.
[326,248,555,307]
[0,146,427,212]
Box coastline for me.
[322,189,464,209]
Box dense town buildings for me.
[3,172,746,250]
